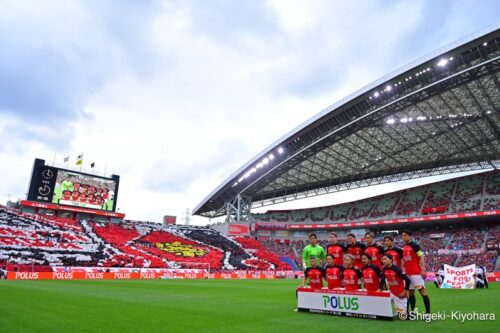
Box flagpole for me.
[52,152,56,166]
[104,163,107,177]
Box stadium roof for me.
[194,24,500,218]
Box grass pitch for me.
[0,280,497,333]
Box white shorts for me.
[409,275,425,289]
[391,293,407,313]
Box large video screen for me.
[51,170,117,211]
[27,159,119,212]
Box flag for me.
[63,156,69,163]
[90,162,95,168]
[76,154,83,165]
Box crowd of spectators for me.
[178,227,251,269]
[252,171,500,223]
[330,206,350,221]
[369,194,401,219]
[446,227,484,250]
[234,237,293,270]
[485,173,500,195]
[456,252,497,272]
[450,198,481,213]
[1,205,498,274]
[349,200,376,220]
[0,207,249,270]
[484,197,500,211]
[421,183,454,214]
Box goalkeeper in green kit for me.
[302,233,326,268]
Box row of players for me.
[300,253,411,314]
[301,231,430,314]
[56,180,113,206]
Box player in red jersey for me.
[402,230,430,314]
[383,235,404,268]
[324,254,343,289]
[380,253,411,315]
[300,256,324,290]
[326,232,347,266]
[71,191,79,201]
[346,233,365,270]
[342,254,362,291]
[78,192,87,203]
[62,190,71,200]
[364,232,385,270]
[361,253,382,291]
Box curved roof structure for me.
[194,24,500,218]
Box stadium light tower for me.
[184,208,191,225]
[225,194,252,223]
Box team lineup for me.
[300,231,431,316]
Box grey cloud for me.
[143,138,251,193]
[0,0,162,148]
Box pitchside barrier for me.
[5,270,295,280]
[5,269,500,281]
[297,287,395,320]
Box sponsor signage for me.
[228,224,250,236]
[255,222,288,230]
[297,288,394,320]
[6,270,290,280]
[20,200,125,218]
[7,270,500,282]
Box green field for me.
[0,280,497,333]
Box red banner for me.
[19,200,126,218]
[228,224,250,236]
[422,206,447,214]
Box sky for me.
[0,0,499,225]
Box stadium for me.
[1,24,500,333]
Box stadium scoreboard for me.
[27,158,120,212]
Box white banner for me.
[441,264,476,289]
[297,288,394,319]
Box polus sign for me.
[297,287,394,320]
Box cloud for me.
[0,0,498,224]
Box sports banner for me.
[297,288,394,320]
[441,264,476,289]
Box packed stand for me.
[455,252,497,272]
[0,206,276,272]
[0,207,101,269]
[369,193,401,219]
[234,237,293,270]
[252,171,500,223]
[177,226,251,270]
